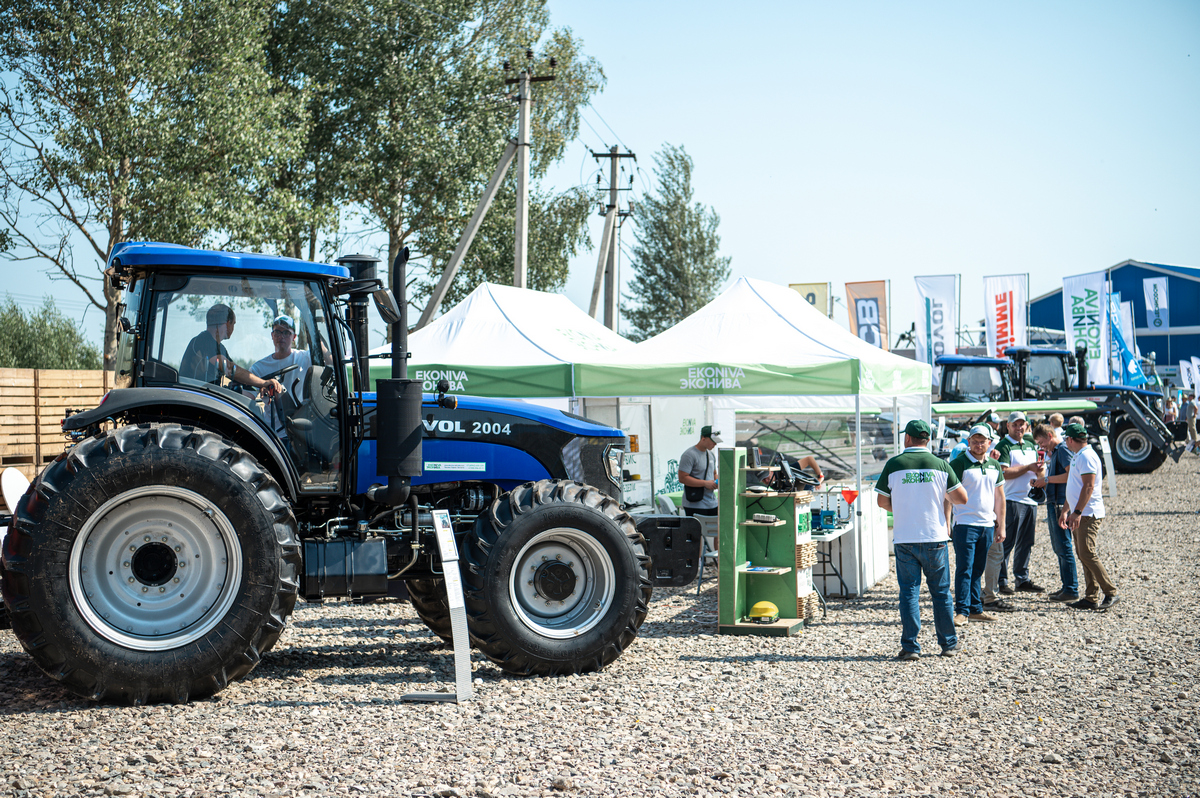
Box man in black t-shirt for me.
[179,304,282,397]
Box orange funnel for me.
[841,488,860,505]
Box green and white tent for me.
[370,282,632,397]
[577,276,931,397]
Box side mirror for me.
[372,289,402,324]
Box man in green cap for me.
[876,419,968,660]
[1059,423,1118,610]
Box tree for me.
[622,144,731,342]
[0,297,101,370]
[265,0,603,308]
[0,0,305,368]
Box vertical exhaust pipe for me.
[374,247,422,506]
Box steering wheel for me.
[257,363,301,382]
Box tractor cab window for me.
[1026,356,1069,396]
[142,273,343,490]
[944,365,1007,402]
[113,274,145,390]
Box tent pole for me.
[855,394,864,598]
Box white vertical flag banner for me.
[1180,360,1194,391]
[914,275,957,386]
[1142,276,1169,331]
[1120,300,1138,357]
[1063,271,1110,385]
[1192,357,1200,393]
[983,274,1026,358]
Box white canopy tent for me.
[369,281,632,398]
[578,277,933,595]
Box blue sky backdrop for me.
[7,0,1199,351]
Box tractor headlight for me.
[1097,414,1111,434]
[1154,398,1164,415]
[604,445,625,487]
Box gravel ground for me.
[2,459,1198,798]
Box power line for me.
[585,103,630,152]
[578,113,609,149]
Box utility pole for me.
[588,145,636,330]
[507,50,554,289]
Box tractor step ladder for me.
[403,509,473,703]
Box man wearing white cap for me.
[992,410,1045,595]
[947,424,1006,624]
[251,314,312,442]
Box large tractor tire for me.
[0,424,300,703]
[462,480,652,676]
[1109,419,1167,474]
[407,578,452,644]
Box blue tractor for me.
[0,243,651,703]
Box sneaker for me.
[1016,581,1046,593]
[954,614,969,626]
[1098,594,1120,610]
[1049,591,1079,603]
[1067,598,1100,610]
[896,650,920,662]
[982,600,1017,613]
[940,644,961,657]
[999,584,1015,595]
[969,612,998,622]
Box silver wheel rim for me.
[1115,428,1150,463]
[509,528,616,639]
[69,485,242,651]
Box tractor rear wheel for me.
[462,480,651,676]
[1110,419,1166,473]
[0,424,300,703]
[407,578,452,644]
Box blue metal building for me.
[1028,259,1200,380]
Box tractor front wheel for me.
[462,480,651,676]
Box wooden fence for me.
[0,368,114,480]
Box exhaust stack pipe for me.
[374,247,422,506]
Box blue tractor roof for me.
[109,242,351,280]
[1006,346,1074,357]
[936,355,1013,367]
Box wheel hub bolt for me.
[161,536,168,543]
[141,587,148,593]
[128,577,135,584]
[129,546,136,552]
[144,536,151,542]
[159,587,166,593]
[174,546,181,552]
[173,578,180,584]
[123,561,130,568]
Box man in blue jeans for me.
[947,425,1006,625]
[1032,423,1079,601]
[876,420,968,661]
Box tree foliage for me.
[0,0,306,367]
[0,297,101,369]
[622,144,731,342]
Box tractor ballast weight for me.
[0,243,652,703]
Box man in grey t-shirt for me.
[678,426,720,517]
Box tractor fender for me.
[62,387,301,500]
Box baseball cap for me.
[272,314,296,332]
[1062,422,1089,440]
[987,413,1000,423]
[701,425,722,443]
[1007,410,1027,424]
[904,419,931,438]
[968,424,992,440]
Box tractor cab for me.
[111,245,351,491]
[935,355,1014,403]
[1004,346,1075,399]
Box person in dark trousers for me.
[993,411,1045,595]
[1032,423,1078,602]
[679,426,720,517]
[947,424,1006,625]
[876,420,968,660]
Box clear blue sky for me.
[8,0,1199,351]
[548,0,1200,342]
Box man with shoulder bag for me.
[679,426,721,518]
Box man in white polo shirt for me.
[876,419,968,660]
[947,424,1007,625]
[1059,423,1119,610]
[993,410,1045,595]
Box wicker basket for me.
[795,540,817,570]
